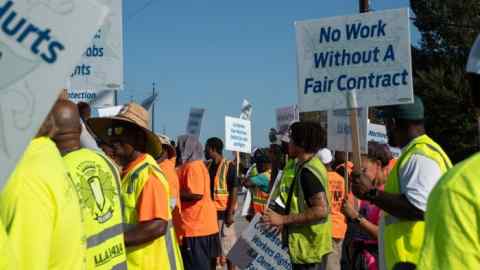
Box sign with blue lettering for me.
[225,116,251,154]
[327,108,368,153]
[295,8,413,111]
[68,0,123,105]
[0,0,108,186]
[228,214,292,270]
[367,123,388,144]
[276,105,299,134]
[186,107,205,137]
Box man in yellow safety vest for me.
[0,97,86,270]
[415,34,480,269]
[52,99,128,270]
[351,96,452,269]
[88,103,183,270]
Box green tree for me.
[410,0,480,162]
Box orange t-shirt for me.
[159,158,181,210]
[328,171,347,239]
[123,154,170,222]
[177,160,218,237]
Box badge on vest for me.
[75,161,118,223]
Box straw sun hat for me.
[87,103,163,159]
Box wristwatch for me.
[364,188,379,201]
[353,215,364,224]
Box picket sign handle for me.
[347,91,362,170]
[347,91,362,210]
[236,151,241,177]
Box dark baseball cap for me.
[382,95,424,120]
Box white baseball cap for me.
[467,35,480,75]
[317,148,333,165]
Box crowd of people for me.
[1,36,480,270]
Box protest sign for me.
[327,108,368,153]
[68,0,123,105]
[240,99,253,120]
[367,122,388,144]
[0,0,108,186]
[97,105,123,117]
[186,108,205,137]
[276,105,299,134]
[225,116,252,154]
[228,214,292,270]
[295,8,413,112]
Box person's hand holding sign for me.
[263,208,284,226]
[351,169,375,200]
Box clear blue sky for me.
[120,0,412,148]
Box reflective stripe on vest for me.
[165,222,178,270]
[111,261,128,270]
[383,135,452,269]
[86,223,124,248]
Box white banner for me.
[225,116,252,153]
[367,122,388,144]
[186,108,205,137]
[296,8,414,112]
[0,0,108,186]
[68,0,123,103]
[97,105,123,117]
[228,214,292,270]
[327,108,368,153]
[276,105,299,134]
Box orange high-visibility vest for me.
[251,171,271,214]
[207,159,231,211]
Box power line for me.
[126,0,156,21]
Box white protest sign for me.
[225,116,252,154]
[276,105,299,134]
[327,108,368,153]
[228,214,292,270]
[367,122,388,144]
[296,8,414,112]
[68,0,123,104]
[97,105,123,117]
[366,123,401,158]
[186,108,205,137]
[0,0,108,186]
[240,99,253,120]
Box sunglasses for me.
[107,126,125,137]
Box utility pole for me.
[359,0,369,13]
[152,82,156,132]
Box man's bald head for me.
[52,99,82,136]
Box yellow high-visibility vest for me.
[383,135,452,269]
[122,154,184,270]
[64,148,127,270]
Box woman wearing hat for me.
[88,103,183,270]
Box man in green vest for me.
[51,100,127,270]
[263,121,331,270]
[351,96,452,270]
[415,35,480,269]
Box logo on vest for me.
[76,161,117,224]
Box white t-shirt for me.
[398,154,443,211]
